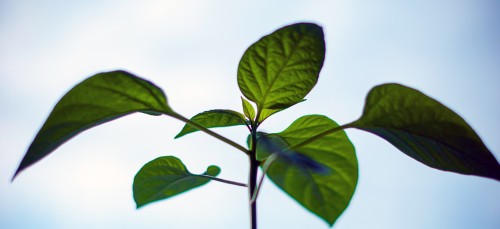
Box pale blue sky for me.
[1,1,499,228]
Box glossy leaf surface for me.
[256,115,358,225]
[237,23,325,122]
[14,70,172,179]
[351,83,500,181]
[175,110,247,138]
[133,156,220,208]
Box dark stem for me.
[249,154,258,229]
[196,175,247,187]
[250,154,278,203]
[249,124,259,229]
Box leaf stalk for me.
[196,175,247,187]
[249,122,259,229]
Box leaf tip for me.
[11,161,27,182]
[11,172,19,182]
[174,129,189,139]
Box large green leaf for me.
[133,156,220,208]
[351,83,500,181]
[237,23,325,122]
[13,70,173,179]
[256,115,358,226]
[175,109,248,138]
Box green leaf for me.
[13,70,172,179]
[256,115,358,226]
[175,109,248,138]
[256,99,306,123]
[237,23,325,122]
[257,133,331,175]
[241,97,256,121]
[133,156,220,208]
[351,83,500,181]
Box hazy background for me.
[1,0,499,228]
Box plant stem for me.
[249,125,259,229]
[249,153,258,229]
[250,154,278,203]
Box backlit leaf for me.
[175,109,248,138]
[256,115,358,226]
[241,97,256,121]
[13,70,172,179]
[351,83,500,181]
[133,156,220,208]
[237,23,325,122]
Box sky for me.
[1,0,499,228]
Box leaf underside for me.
[175,109,247,138]
[133,156,220,208]
[256,115,358,226]
[237,23,325,122]
[352,83,500,181]
[13,70,172,179]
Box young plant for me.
[12,23,500,228]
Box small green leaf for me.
[13,70,172,179]
[175,109,248,138]
[351,83,500,181]
[241,97,256,121]
[133,156,220,208]
[237,23,325,121]
[256,115,358,226]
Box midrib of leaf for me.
[358,121,474,154]
[287,124,354,151]
[145,174,203,203]
[170,113,249,154]
[258,31,308,110]
[283,160,328,218]
[303,166,325,209]
[271,138,337,217]
[60,103,118,113]
[360,104,437,127]
[128,76,169,111]
[367,126,481,165]
[284,136,357,224]
[380,128,436,163]
[282,124,327,134]
[58,104,159,118]
[269,78,311,94]
[211,111,247,124]
[88,83,163,111]
[355,99,489,155]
